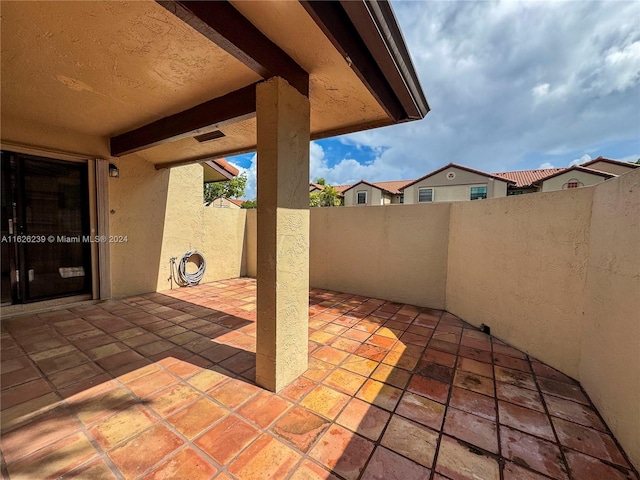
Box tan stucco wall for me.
[580,169,640,469]
[446,190,594,378]
[445,175,640,469]
[108,156,173,298]
[585,160,637,176]
[309,204,450,308]
[109,159,247,298]
[245,209,257,278]
[540,170,608,192]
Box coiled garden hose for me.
[170,250,206,287]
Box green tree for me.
[310,184,341,207]
[204,173,247,205]
[314,177,326,186]
[241,199,257,209]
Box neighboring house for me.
[202,158,240,183]
[340,157,636,207]
[209,197,244,209]
[401,163,514,204]
[342,179,412,206]
[309,182,324,193]
[534,165,615,192]
[494,168,564,195]
[581,157,639,176]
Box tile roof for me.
[213,158,239,177]
[342,179,411,195]
[333,184,353,194]
[371,180,414,195]
[401,163,515,190]
[582,156,639,170]
[493,169,564,188]
[228,198,245,207]
[532,165,616,184]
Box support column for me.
[255,77,310,392]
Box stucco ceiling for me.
[0,1,392,165]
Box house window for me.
[418,188,433,203]
[470,186,487,200]
[357,191,367,204]
[566,179,580,189]
[400,195,404,204]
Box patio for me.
[1,278,637,480]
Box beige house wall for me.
[409,183,488,203]
[404,167,509,203]
[585,160,636,176]
[493,180,508,197]
[344,183,384,206]
[580,169,640,469]
[308,204,450,308]
[540,170,608,192]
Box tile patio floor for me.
[1,278,637,480]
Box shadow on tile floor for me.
[1,278,638,480]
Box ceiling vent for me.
[194,130,225,143]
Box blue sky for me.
[230,0,640,199]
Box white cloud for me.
[228,157,256,200]
[232,1,639,191]
[332,0,640,174]
[539,162,555,169]
[532,83,550,99]
[569,154,592,166]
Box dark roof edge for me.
[302,0,428,123]
[532,165,616,184]
[401,163,515,190]
[201,158,238,183]
[582,157,640,169]
[342,0,429,121]
[342,179,396,195]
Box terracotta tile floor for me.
[1,278,638,480]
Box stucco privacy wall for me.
[446,189,593,379]
[109,159,247,298]
[445,174,640,469]
[580,169,640,469]
[308,204,450,308]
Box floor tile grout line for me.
[490,330,506,480]
[428,309,461,480]
[531,355,577,480]
[3,280,636,480]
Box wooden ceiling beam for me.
[110,83,256,157]
[158,0,309,96]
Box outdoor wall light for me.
[109,163,120,178]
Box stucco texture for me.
[444,174,639,469]
[309,203,450,309]
[580,169,640,468]
[446,190,593,378]
[108,158,247,298]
